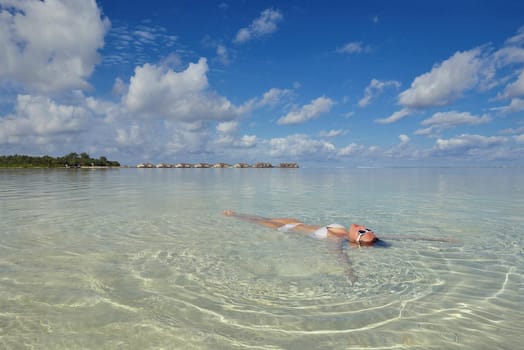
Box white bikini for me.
[312,223,345,239]
[278,222,345,240]
[277,223,302,232]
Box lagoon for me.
[0,167,523,349]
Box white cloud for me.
[505,25,524,46]
[116,123,142,146]
[104,23,177,67]
[414,111,491,135]
[499,70,524,99]
[337,41,370,54]
[216,44,230,65]
[216,120,239,134]
[0,94,91,144]
[124,58,249,121]
[497,98,524,113]
[399,48,484,109]
[514,134,524,143]
[399,134,410,145]
[434,134,507,153]
[269,134,336,158]
[319,129,347,137]
[277,96,334,125]
[379,134,420,159]
[337,143,362,156]
[0,0,109,93]
[133,29,155,43]
[235,134,257,148]
[215,121,256,148]
[160,53,183,69]
[164,123,212,155]
[234,8,283,44]
[257,88,293,107]
[493,29,524,69]
[380,48,486,124]
[112,77,127,96]
[495,47,524,67]
[375,108,412,124]
[359,79,401,107]
[499,125,524,135]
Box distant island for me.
[136,162,299,169]
[0,154,298,169]
[0,153,120,168]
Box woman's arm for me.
[326,238,357,283]
[379,235,458,243]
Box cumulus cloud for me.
[216,120,239,134]
[234,8,283,44]
[496,98,524,113]
[0,0,109,93]
[494,46,524,67]
[115,123,143,146]
[337,143,362,156]
[235,134,257,148]
[493,27,524,68]
[434,134,507,153]
[277,96,334,125]
[269,134,336,158]
[124,58,250,121]
[399,48,484,109]
[0,94,91,144]
[505,25,524,46]
[112,77,128,96]
[414,111,491,135]
[215,121,256,148]
[399,134,410,145]
[257,88,293,107]
[164,123,212,156]
[359,79,401,107]
[380,48,486,124]
[498,70,524,99]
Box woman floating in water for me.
[223,210,379,246]
[223,210,379,281]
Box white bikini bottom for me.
[277,223,302,232]
[278,222,344,240]
[313,223,345,239]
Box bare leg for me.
[223,210,304,230]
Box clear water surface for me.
[0,168,522,349]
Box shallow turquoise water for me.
[0,168,523,349]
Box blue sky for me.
[1,0,524,166]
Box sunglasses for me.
[357,228,373,243]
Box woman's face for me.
[350,224,378,245]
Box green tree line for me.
[0,153,120,168]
